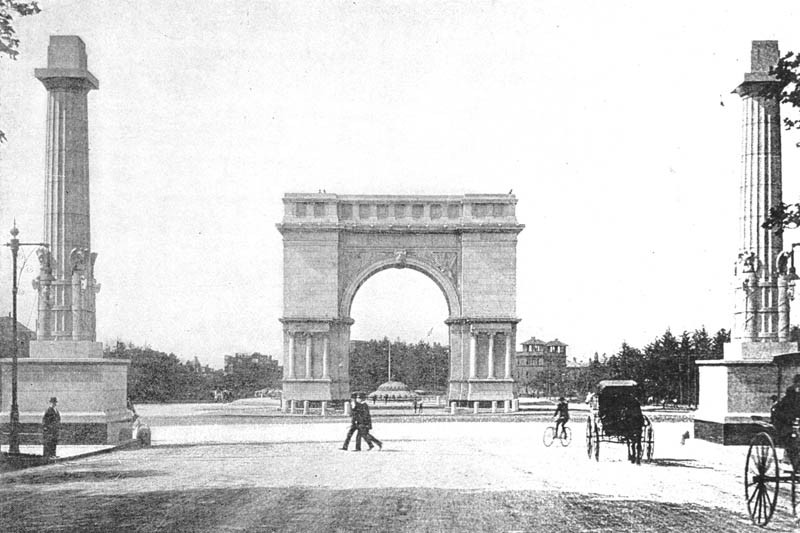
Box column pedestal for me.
[694,341,797,444]
[0,342,131,445]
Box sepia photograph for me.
[2,1,800,531]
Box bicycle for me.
[543,424,572,447]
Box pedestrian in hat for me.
[353,393,382,451]
[42,396,61,459]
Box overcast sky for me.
[2,1,800,368]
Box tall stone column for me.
[487,332,495,379]
[34,36,100,342]
[732,40,785,343]
[469,331,477,379]
[305,334,313,379]
[286,332,295,379]
[322,335,330,379]
[0,36,131,446]
[504,333,512,379]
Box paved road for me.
[0,419,793,532]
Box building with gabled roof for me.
[514,337,568,397]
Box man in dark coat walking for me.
[353,393,382,451]
[42,396,61,459]
[341,394,359,450]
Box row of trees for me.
[595,327,729,405]
[349,338,448,394]
[105,342,282,403]
[591,325,800,405]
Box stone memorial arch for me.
[277,193,524,413]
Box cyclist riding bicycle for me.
[553,397,569,438]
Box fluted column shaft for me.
[305,335,313,379]
[733,42,785,342]
[487,332,495,379]
[322,336,330,379]
[469,331,477,379]
[287,333,295,379]
[504,333,511,378]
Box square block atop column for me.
[48,36,87,69]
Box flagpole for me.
[388,342,392,381]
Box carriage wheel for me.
[560,427,572,447]
[592,424,600,461]
[543,426,555,447]
[745,432,779,527]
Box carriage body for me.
[744,354,800,526]
[586,380,653,463]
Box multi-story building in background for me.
[514,337,568,397]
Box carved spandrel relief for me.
[414,250,458,285]
[341,248,459,292]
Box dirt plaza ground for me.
[1,405,796,532]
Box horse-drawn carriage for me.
[586,380,654,464]
[743,360,800,527]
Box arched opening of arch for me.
[349,268,450,398]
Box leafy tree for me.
[349,338,448,393]
[710,328,730,358]
[106,341,225,402]
[0,1,41,143]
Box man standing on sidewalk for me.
[42,397,61,459]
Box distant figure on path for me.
[354,393,382,451]
[127,397,137,417]
[412,398,418,413]
[341,395,358,450]
[418,401,423,414]
[42,396,61,459]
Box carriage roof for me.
[595,380,642,415]
[597,379,639,391]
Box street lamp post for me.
[4,224,47,455]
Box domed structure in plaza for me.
[369,380,418,401]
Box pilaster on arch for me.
[339,256,461,320]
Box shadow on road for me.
[647,458,713,470]
[0,486,773,532]
[0,468,164,485]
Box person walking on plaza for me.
[341,394,359,450]
[553,396,569,439]
[42,396,61,459]
[354,393,382,451]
